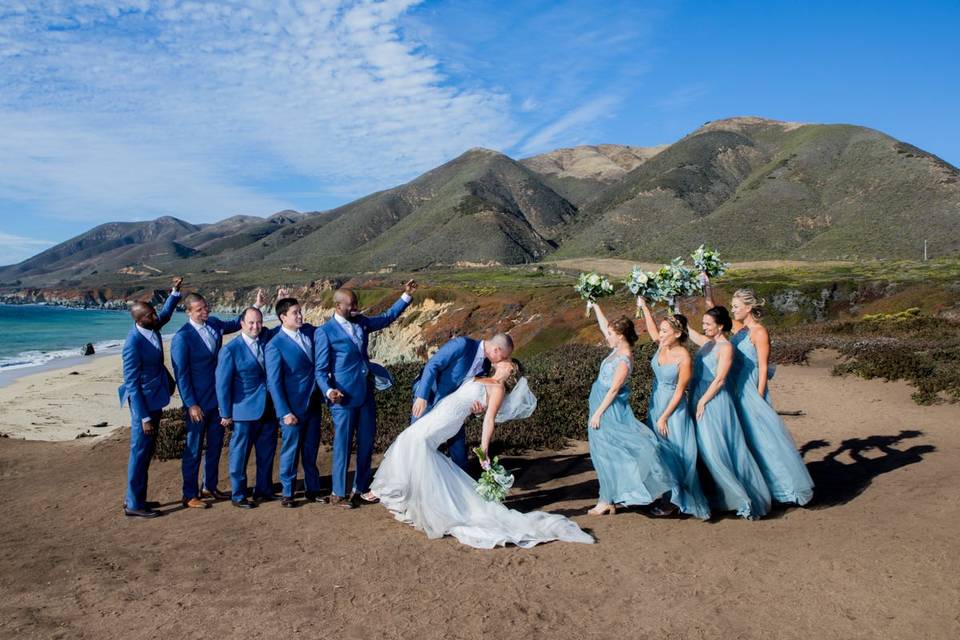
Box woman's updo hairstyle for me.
[610,316,639,346]
[733,288,766,319]
[504,359,524,393]
[705,306,733,333]
[664,314,689,343]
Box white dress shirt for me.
[280,326,312,355]
[241,333,264,368]
[467,340,486,378]
[136,325,161,351]
[188,318,217,352]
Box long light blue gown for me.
[587,351,677,506]
[730,329,814,505]
[691,342,771,519]
[647,351,711,519]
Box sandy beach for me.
[0,350,958,639]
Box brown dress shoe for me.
[182,497,210,509]
[201,489,230,500]
[324,495,355,509]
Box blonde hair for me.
[733,288,766,319]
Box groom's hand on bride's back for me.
[471,401,485,415]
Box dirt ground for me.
[1,351,957,639]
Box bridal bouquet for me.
[574,272,615,316]
[473,447,514,503]
[653,258,700,313]
[691,244,729,279]
[624,266,661,317]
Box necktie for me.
[295,331,312,356]
[253,340,265,368]
[352,322,364,349]
[150,332,161,351]
[200,324,216,352]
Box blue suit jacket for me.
[314,296,411,409]
[171,315,242,411]
[413,336,488,408]
[118,293,181,422]
[265,324,320,420]
[215,328,280,422]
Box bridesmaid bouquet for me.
[653,258,700,313]
[574,272,615,317]
[624,266,661,317]
[473,447,515,503]
[691,244,729,279]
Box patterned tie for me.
[253,340,265,369]
[150,331,161,351]
[296,331,312,356]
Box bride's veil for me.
[494,377,537,423]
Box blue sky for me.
[1,0,958,264]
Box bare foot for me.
[587,503,616,516]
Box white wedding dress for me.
[371,378,594,549]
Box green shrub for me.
[154,342,660,459]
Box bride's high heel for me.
[587,503,616,516]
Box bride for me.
[370,360,594,549]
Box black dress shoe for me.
[201,489,230,501]
[304,492,326,504]
[253,494,276,503]
[281,496,296,508]
[232,499,257,509]
[124,507,161,518]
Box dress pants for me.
[181,408,224,498]
[278,409,322,497]
[228,417,279,501]
[125,410,161,510]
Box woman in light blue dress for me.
[636,297,710,520]
[584,303,677,516]
[688,306,771,520]
[728,289,814,505]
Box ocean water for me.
[0,304,176,372]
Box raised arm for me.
[591,302,611,340]
[156,277,183,328]
[637,297,659,342]
[364,295,411,332]
[687,323,709,347]
[588,360,630,429]
[702,272,715,309]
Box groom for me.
[314,280,417,507]
[411,332,513,470]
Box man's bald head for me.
[333,288,359,321]
[131,301,160,330]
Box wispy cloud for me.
[519,95,622,155]
[656,83,710,111]
[0,232,55,266]
[0,0,518,222]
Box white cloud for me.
[0,0,519,222]
[0,232,55,266]
[519,94,622,155]
[656,84,710,110]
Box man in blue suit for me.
[216,303,281,509]
[172,290,265,508]
[118,277,182,518]
[314,281,417,507]
[411,332,514,470]
[265,296,324,508]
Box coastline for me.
[0,350,131,441]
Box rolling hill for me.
[2,116,958,292]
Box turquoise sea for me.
[0,303,179,372]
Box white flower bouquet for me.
[691,244,729,279]
[653,258,700,313]
[624,266,661,317]
[574,271,615,316]
[473,447,514,503]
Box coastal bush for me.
[153,342,660,460]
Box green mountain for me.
[2,116,958,292]
[554,117,960,261]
